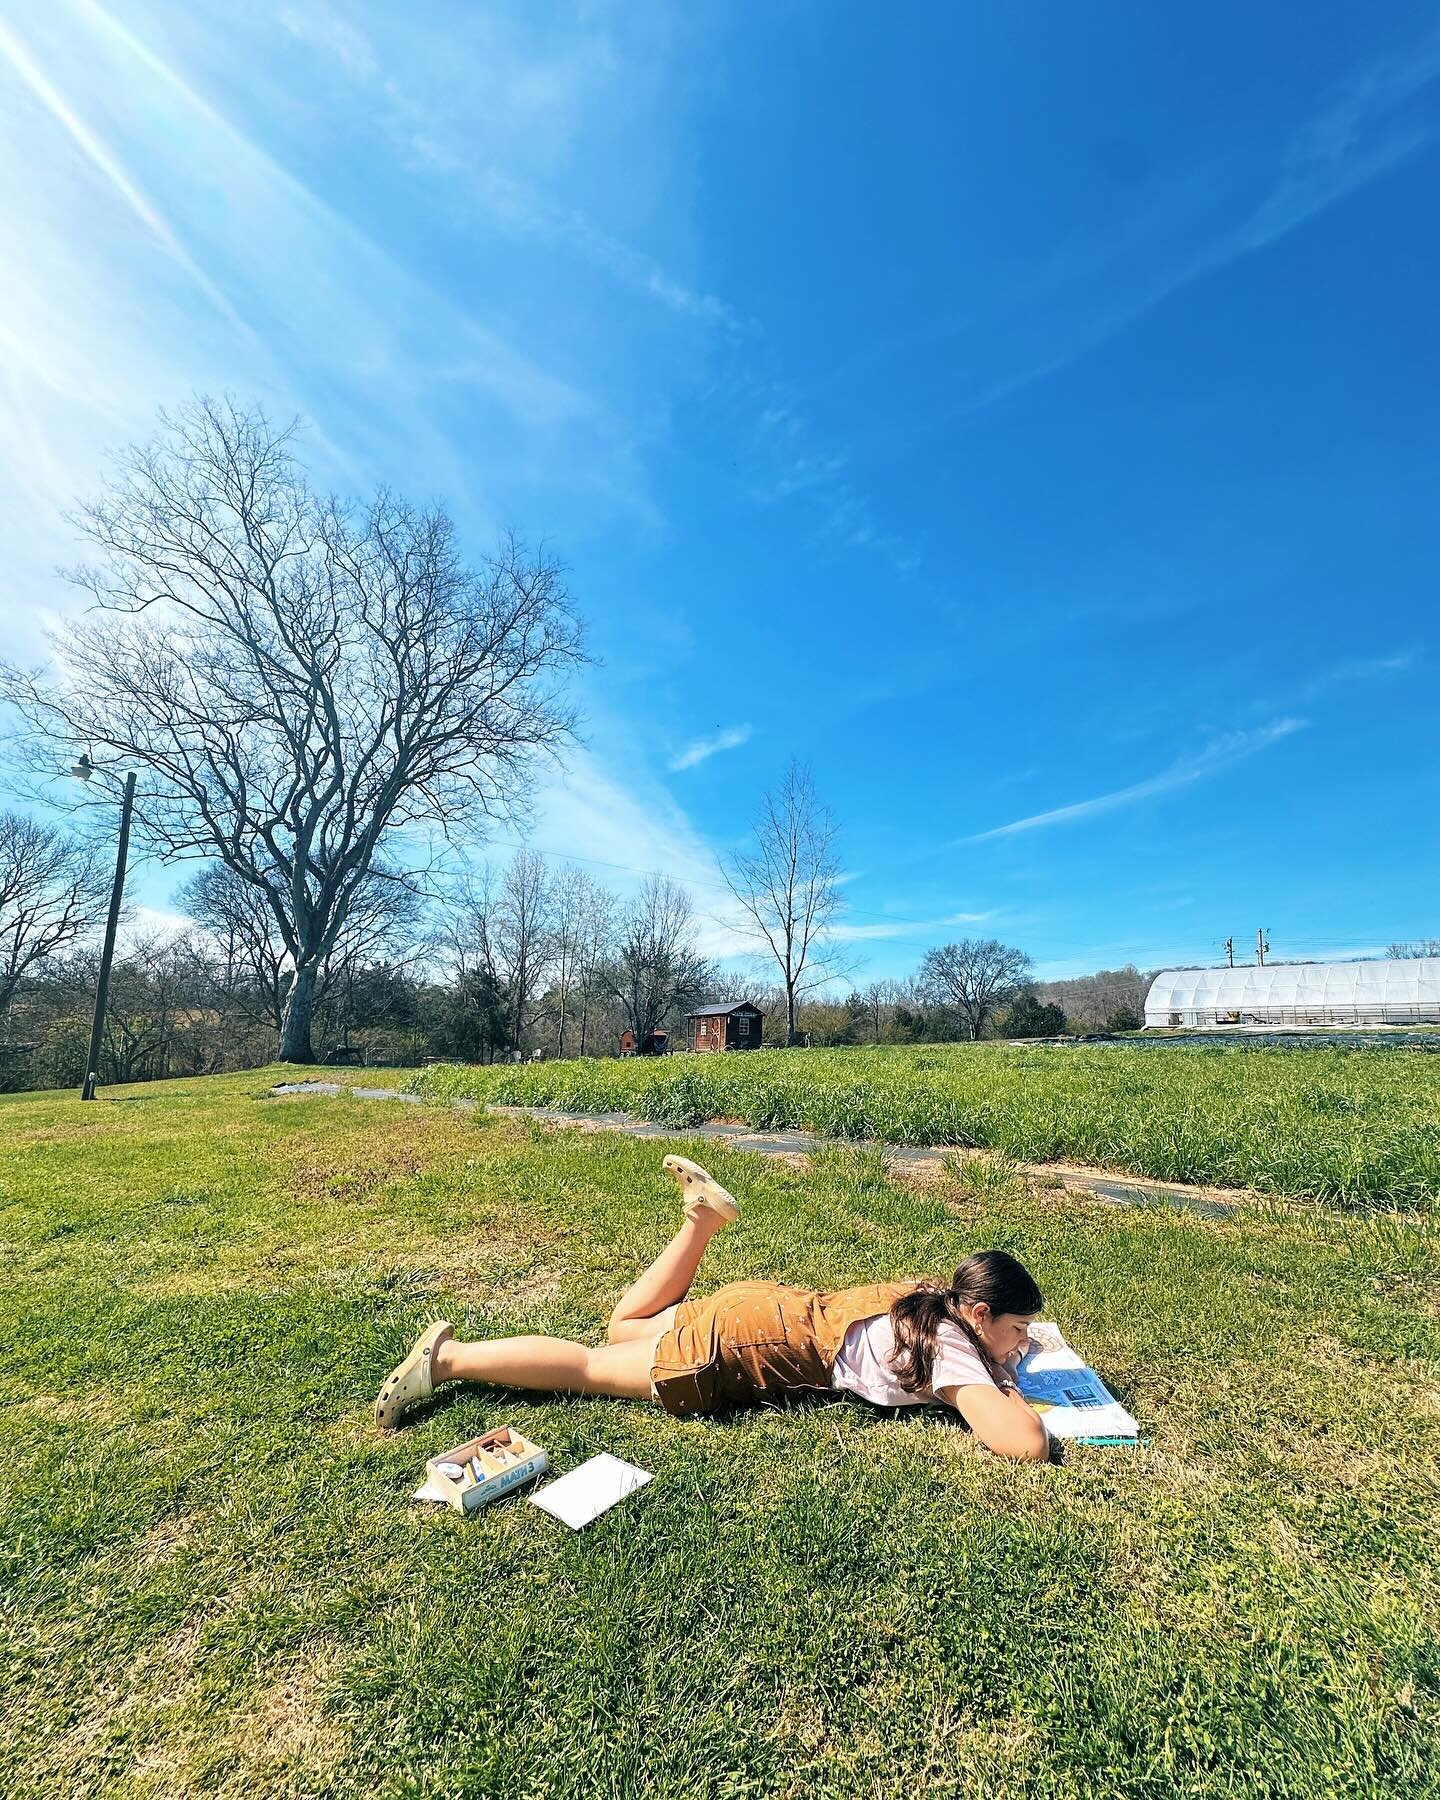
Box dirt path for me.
[267,1080,1242,1219]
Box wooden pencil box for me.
[426,1426,549,1514]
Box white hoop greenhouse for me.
[1144,959,1440,1029]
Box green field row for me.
[415,1042,1440,1208]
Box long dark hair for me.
[888,1250,1043,1393]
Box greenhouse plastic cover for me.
[1144,958,1440,1020]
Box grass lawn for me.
[3,1065,1439,1798]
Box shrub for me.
[1003,993,1068,1038]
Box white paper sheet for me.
[528,1453,652,1529]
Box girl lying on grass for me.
[375,1155,1050,1461]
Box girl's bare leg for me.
[430,1330,662,1402]
[417,1160,734,1403]
[605,1210,725,1342]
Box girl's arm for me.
[936,1380,1050,1461]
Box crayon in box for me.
[426,1426,549,1514]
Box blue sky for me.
[1,1,1436,979]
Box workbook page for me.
[528,1454,652,1528]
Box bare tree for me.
[495,848,553,1052]
[604,875,711,1044]
[43,932,203,1084]
[859,977,900,1045]
[445,864,502,983]
[549,864,602,1058]
[0,812,107,1017]
[98,933,194,1084]
[575,876,617,1057]
[1387,939,1440,959]
[739,977,786,1045]
[441,850,554,1055]
[721,759,848,1045]
[0,398,584,1062]
[440,864,510,1061]
[918,938,1033,1041]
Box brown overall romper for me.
[649,1279,926,1417]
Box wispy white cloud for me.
[0,13,247,336]
[1236,33,1440,253]
[274,6,377,81]
[118,903,195,950]
[81,0,598,430]
[417,152,744,334]
[1029,34,1440,402]
[1242,647,1417,720]
[278,6,913,572]
[669,724,753,772]
[748,392,922,576]
[277,7,743,335]
[1296,650,1415,703]
[838,26,1440,431]
[121,0,912,594]
[520,749,753,958]
[829,910,992,942]
[964,719,1306,843]
[0,0,657,665]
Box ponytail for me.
[888,1250,1043,1393]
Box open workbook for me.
[1015,1322,1140,1444]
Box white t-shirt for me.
[831,1313,995,1409]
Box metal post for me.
[81,772,136,1102]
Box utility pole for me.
[1223,937,1234,968]
[80,769,137,1101]
[1256,927,1270,967]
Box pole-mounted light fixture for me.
[69,756,136,1102]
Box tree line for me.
[0,802,1147,1089]
[790,950,1148,1047]
[0,828,719,1087]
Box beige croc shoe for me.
[374,1319,453,1430]
[663,1154,740,1224]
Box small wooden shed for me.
[619,1028,670,1057]
[686,1001,764,1054]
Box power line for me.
[426,835,1435,959]
[459,832,993,933]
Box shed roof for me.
[1145,958,1440,1015]
[686,1000,762,1017]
